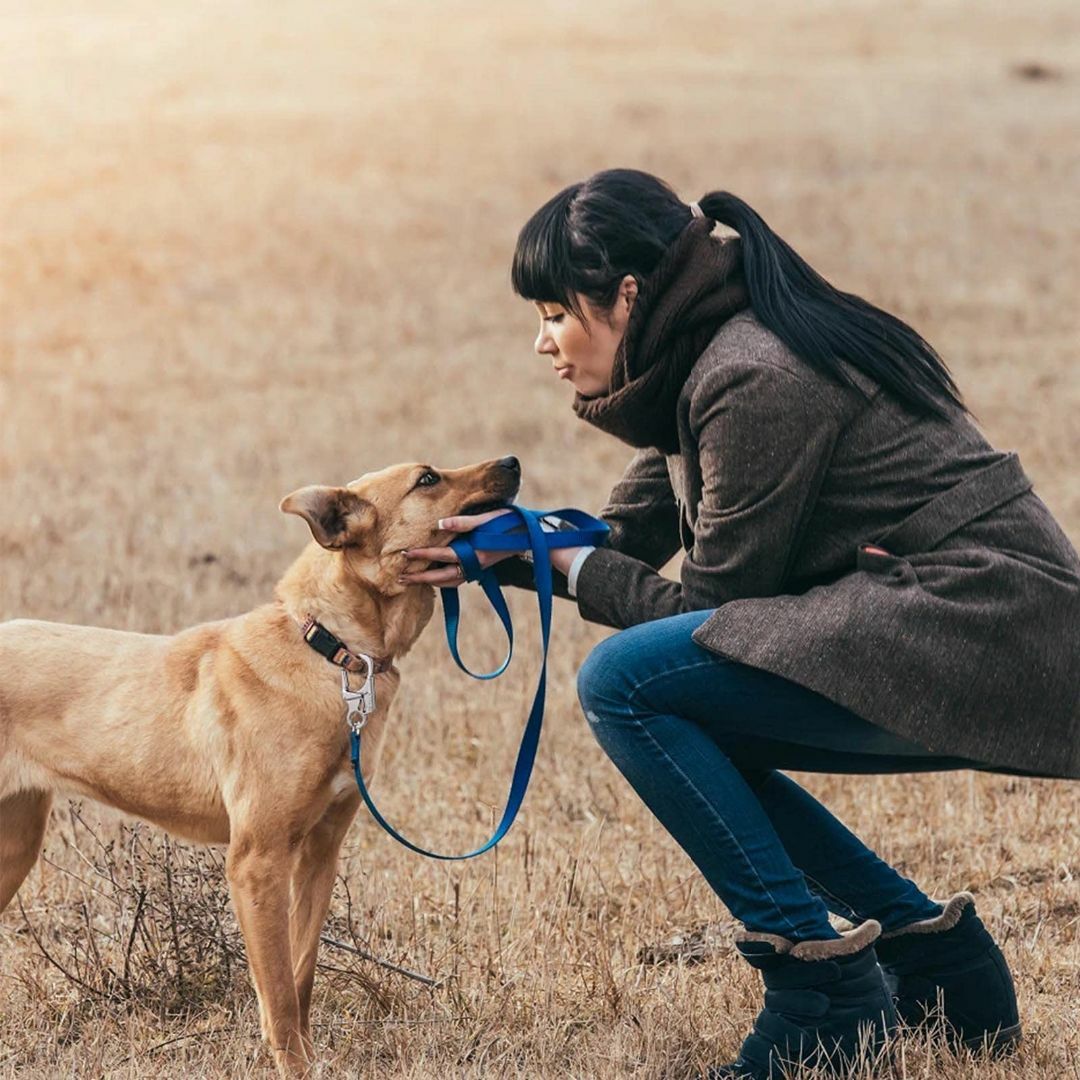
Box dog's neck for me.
[274,543,435,664]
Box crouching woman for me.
[402,168,1080,1078]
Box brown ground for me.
[1,2,1078,1077]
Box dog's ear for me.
[279,486,377,550]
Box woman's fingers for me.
[400,509,519,585]
[399,565,467,587]
[399,549,517,587]
[402,546,515,567]
[404,545,457,562]
[436,507,514,533]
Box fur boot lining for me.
[880,891,975,939]
[789,918,881,960]
[736,918,881,960]
[734,929,798,955]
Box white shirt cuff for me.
[566,546,596,598]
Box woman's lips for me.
[557,367,573,380]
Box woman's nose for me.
[535,329,557,356]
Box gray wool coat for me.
[497,310,1080,779]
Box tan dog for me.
[0,455,521,1076]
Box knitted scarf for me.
[572,217,749,453]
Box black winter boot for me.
[874,892,1021,1055]
[708,919,895,1079]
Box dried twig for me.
[107,1023,235,1068]
[319,935,440,987]
[122,886,148,995]
[17,897,111,1001]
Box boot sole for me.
[961,1022,1022,1056]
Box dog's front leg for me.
[227,839,312,1077]
[289,794,360,1046]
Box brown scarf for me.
[572,217,749,453]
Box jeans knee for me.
[577,632,635,722]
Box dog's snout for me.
[498,456,521,473]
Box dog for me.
[0,455,521,1076]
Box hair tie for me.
[688,200,706,219]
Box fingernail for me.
[437,519,447,530]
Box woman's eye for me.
[545,314,564,324]
[417,472,440,487]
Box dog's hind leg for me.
[289,794,359,1046]
[0,789,52,914]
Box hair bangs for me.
[510,185,585,318]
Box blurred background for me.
[1,2,1077,1076]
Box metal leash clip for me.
[341,658,375,732]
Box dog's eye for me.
[416,471,441,488]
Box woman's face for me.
[532,276,638,397]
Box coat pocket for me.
[855,543,919,586]
[678,503,694,551]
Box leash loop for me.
[349,505,608,860]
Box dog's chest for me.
[329,765,357,801]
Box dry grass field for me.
[2,1,1079,1076]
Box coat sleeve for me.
[591,445,682,568]
[573,361,845,630]
[490,444,681,599]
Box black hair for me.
[511,167,967,419]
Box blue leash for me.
[349,506,608,860]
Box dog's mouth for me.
[460,495,516,516]
[456,465,521,519]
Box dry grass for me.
[1,1,1079,1076]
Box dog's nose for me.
[497,456,521,473]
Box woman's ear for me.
[280,486,377,550]
[620,274,639,314]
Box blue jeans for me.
[577,609,985,943]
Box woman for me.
[400,169,1080,1078]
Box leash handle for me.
[439,507,608,679]
[453,507,609,553]
[349,505,608,860]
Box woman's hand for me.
[399,508,589,588]
[399,508,518,588]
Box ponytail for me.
[512,169,967,420]
[696,191,966,419]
